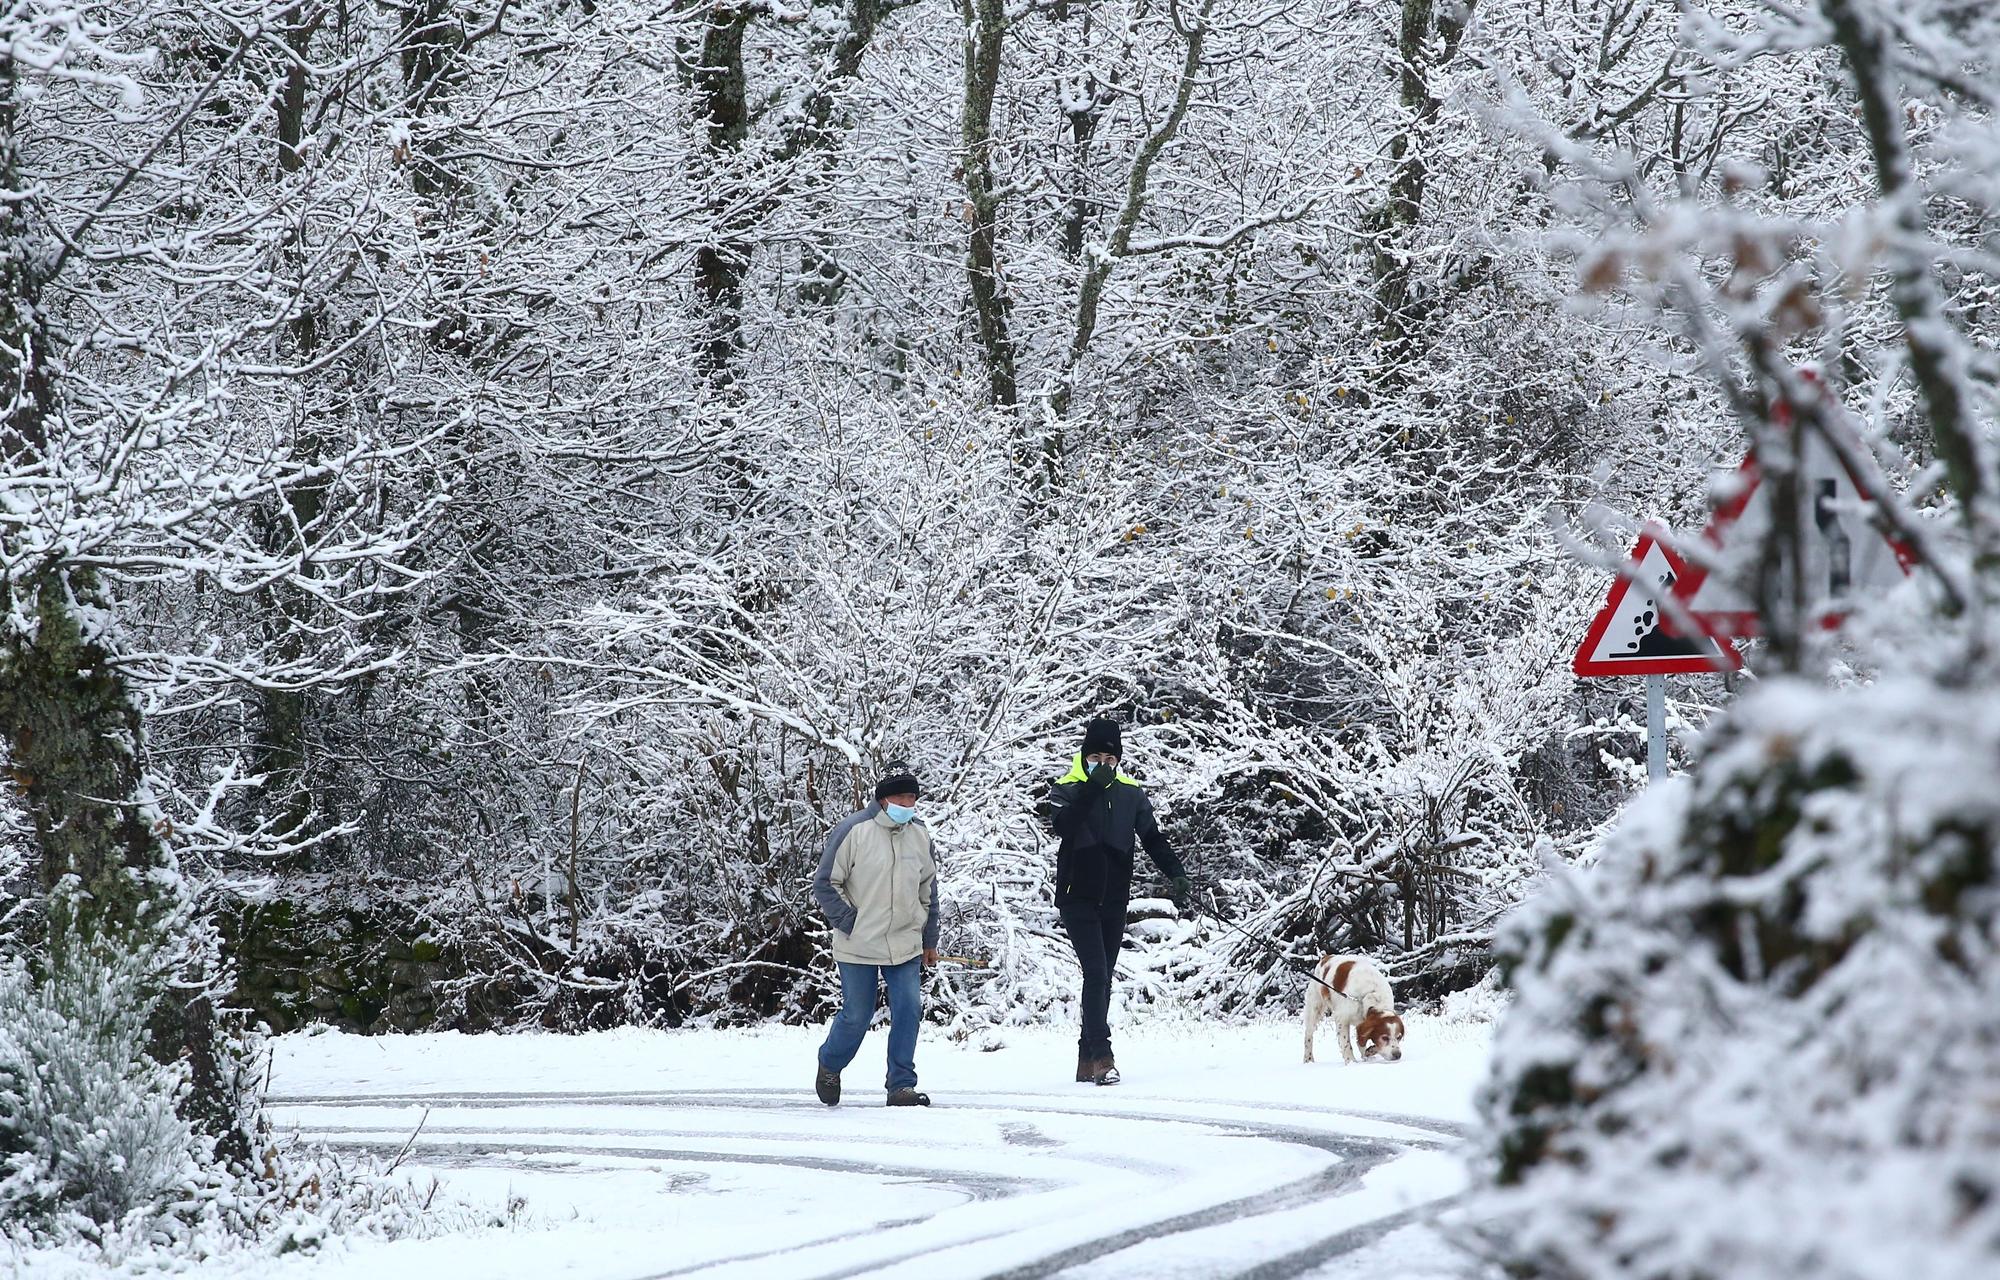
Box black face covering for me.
[1080,717,1123,760]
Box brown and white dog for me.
[1302,954,1405,1064]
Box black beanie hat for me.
[1080,717,1123,759]
[874,761,921,803]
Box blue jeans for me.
[818,957,922,1092]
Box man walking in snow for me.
[812,761,939,1107]
[1046,718,1191,1086]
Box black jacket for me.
[1044,754,1185,905]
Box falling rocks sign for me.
[1573,530,1743,677]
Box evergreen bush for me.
[0,941,197,1240]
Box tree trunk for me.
[401,0,469,203]
[2,587,160,948]
[277,3,317,175]
[960,0,1020,413]
[1053,0,1111,264]
[256,1,331,843]
[1820,0,1997,590]
[1048,0,1212,438]
[797,0,885,307]
[686,3,755,387]
[0,59,55,458]
[1367,0,1471,376]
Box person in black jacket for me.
[1045,717,1191,1086]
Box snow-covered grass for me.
[15,1013,1493,1279]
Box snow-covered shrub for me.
[0,938,506,1258]
[1437,968,1508,1025]
[0,942,199,1239]
[0,788,30,947]
[1470,676,2000,1278]
[238,1141,532,1260]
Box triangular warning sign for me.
[1573,529,1743,677]
[1680,419,1918,637]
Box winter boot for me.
[887,1088,931,1107]
[1093,1055,1121,1086]
[1076,1053,1095,1083]
[815,1063,841,1106]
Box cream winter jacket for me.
[812,803,939,966]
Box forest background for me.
[1,0,1986,1049]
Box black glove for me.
[1086,761,1117,790]
[1171,874,1193,911]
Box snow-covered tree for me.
[15,0,1975,1103]
[0,0,433,1206]
[1472,2,2000,1275]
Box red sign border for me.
[1572,528,1745,677]
[1677,425,1919,638]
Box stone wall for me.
[214,884,834,1035]
[217,889,460,1035]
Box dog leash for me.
[1190,889,1339,996]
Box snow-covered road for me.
[254,1017,1489,1280]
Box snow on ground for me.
[22,1014,1494,1279]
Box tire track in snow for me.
[1226,1198,1463,1280]
[269,1087,1465,1278]
[270,1085,1465,1146]
[306,1137,1042,1203]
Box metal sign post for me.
[1646,674,1667,783]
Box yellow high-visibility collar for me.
[1057,752,1139,786]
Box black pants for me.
[1060,897,1127,1059]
